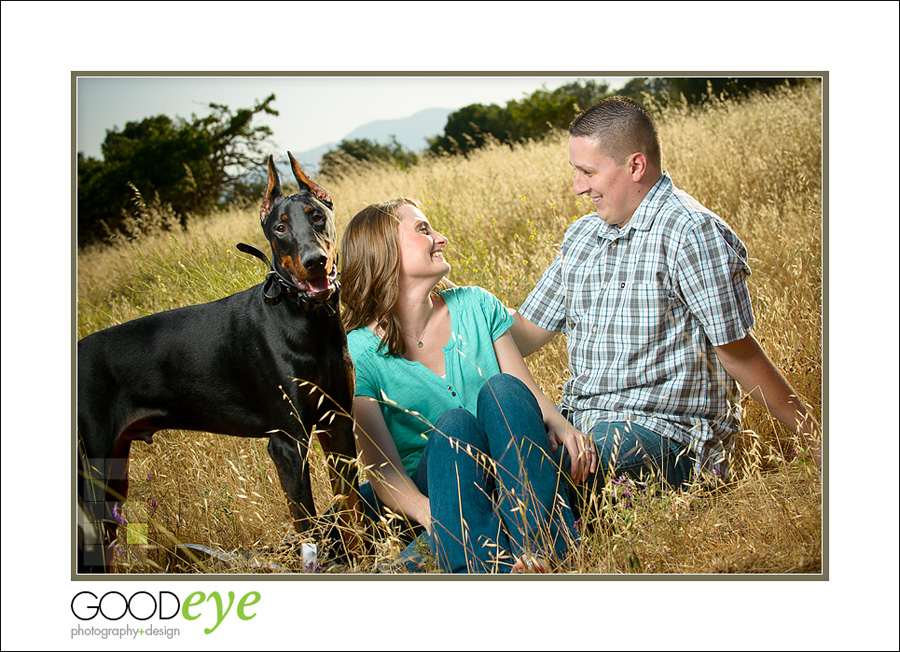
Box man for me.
[512,96,821,486]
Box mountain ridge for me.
[282,107,453,175]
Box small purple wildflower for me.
[574,518,582,533]
[112,504,127,525]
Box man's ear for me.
[629,152,649,182]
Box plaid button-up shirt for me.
[519,173,754,478]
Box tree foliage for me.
[77,94,278,246]
[428,80,611,156]
[426,77,811,158]
[618,77,812,104]
[318,136,419,180]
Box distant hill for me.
[343,107,452,152]
[276,107,452,176]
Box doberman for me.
[76,153,360,573]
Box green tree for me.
[668,77,808,103]
[617,77,673,102]
[77,94,278,246]
[617,77,810,105]
[318,136,419,179]
[508,80,611,138]
[427,103,521,155]
[428,80,611,156]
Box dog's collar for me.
[236,242,340,315]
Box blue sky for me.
[76,74,628,159]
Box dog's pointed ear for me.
[261,155,282,222]
[288,152,333,208]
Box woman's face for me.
[396,204,450,284]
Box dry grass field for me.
[76,82,823,575]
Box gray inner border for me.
[70,70,828,582]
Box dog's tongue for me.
[305,275,331,295]
[292,273,333,299]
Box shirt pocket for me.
[618,281,680,348]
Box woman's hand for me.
[546,422,596,484]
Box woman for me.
[341,197,596,573]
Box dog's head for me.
[260,153,338,303]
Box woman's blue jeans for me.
[414,374,578,573]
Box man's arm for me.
[509,311,558,358]
[714,332,821,469]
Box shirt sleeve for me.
[481,287,515,340]
[674,218,755,346]
[346,331,379,398]
[457,286,514,341]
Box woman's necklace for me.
[405,305,435,349]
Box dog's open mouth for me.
[292,268,338,301]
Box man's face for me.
[569,135,638,228]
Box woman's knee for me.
[430,408,484,450]
[477,374,538,418]
[479,373,527,399]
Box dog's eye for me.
[275,223,287,233]
[313,213,326,226]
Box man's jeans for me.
[560,412,694,489]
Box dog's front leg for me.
[267,431,316,533]
[316,412,365,560]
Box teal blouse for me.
[347,286,514,476]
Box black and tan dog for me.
[77,153,360,573]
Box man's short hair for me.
[569,96,661,169]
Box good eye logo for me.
[71,590,260,634]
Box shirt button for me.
[620,283,626,288]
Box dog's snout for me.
[303,252,328,273]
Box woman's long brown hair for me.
[340,197,447,356]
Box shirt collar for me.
[629,172,672,232]
[595,172,673,240]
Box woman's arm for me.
[492,331,596,482]
[353,396,432,533]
